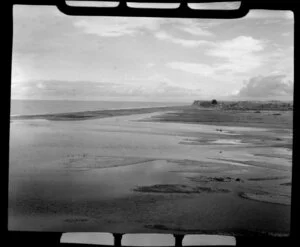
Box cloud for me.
[236,75,293,98]
[167,62,214,76]
[179,25,213,36]
[152,18,215,37]
[207,36,266,73]
[244,10,294,20]
[157,34,265,74]
[74,17,215,39]
[146,62,155,68]
[265,46,294,80]
[208,36,264,55]
[156,83,202,97]
[118,82,201,97]
[74,17,161,37]
[282,32,291,36]
[167,36,266,76]
[155,31,212,47]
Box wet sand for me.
[9,109,292,235]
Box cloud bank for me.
[236,75,293,98]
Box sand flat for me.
[9,110,292,235]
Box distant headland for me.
[192,100,293,111]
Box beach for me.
[9,106,292,236]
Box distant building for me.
[211,99,218,105]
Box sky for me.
[11,4,294,102]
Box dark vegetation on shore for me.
[150,100,293,129]
[193,100,293,111]
[151,107,293,129]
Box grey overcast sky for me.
[12,4,294,102]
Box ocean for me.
[10,99,187,116]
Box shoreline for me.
[10,105,187,118]
[10,106,187,121]
[10,105,293,129]
[9,105,292,234]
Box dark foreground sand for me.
[9,106,292,236]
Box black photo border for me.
[3,1,298,246]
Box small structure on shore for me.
[211,99,218,105]
[192,100,219,108]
